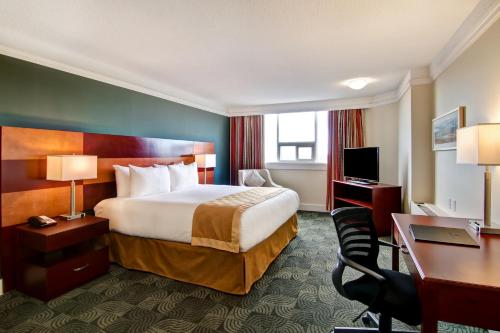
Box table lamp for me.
[195,154,216,184]
[457,123,500,234]
[47,155,97,220]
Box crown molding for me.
[229,66,436,116]
[0,44,228,117]
[397,70,412,99]
[3,0,496,118]
[396,67,433,100]
[1,40,414,117]
[227,90,401,116]
[431,0,500,80]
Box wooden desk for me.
[391,214,500,333]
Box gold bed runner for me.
[192,187,288,253]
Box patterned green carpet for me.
[0,212,486,332]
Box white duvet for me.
[94,185,300,252]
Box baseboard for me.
[299,203,328,212]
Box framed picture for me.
[432,106,465,151]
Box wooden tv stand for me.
[332,180,401,236]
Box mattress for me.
[94,184,300,252]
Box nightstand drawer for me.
[17,218,109,252]
[20,246,109,300]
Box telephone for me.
[28,215,58,228]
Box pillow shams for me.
[168,162,199,191]
[113,165,131,197]
[129,165,171,197]
[244,170,266,187]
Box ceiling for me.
[0,0,480,114]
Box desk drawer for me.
[20,246,109,300]
[397,232,420,282]
[393,227,414,272]
[436,283,500,331]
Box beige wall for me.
[398,89,412,212]
[397,82,435,213]
[434,19,500,220]
[269,168,327,211]
[411,84,435,204]
[365,102,399,186]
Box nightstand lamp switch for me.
[47,155,97,220]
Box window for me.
[278,112,316,161]
[265,111,328,163]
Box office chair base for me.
[361,312,378,328]
[333,328,416,333]
[334,313,416,333]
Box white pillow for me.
[129,165,171,197]
[244,170,266,187]
[113,165,131,197]
[168,162,199,191]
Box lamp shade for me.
[457,124,500,165]
[47,155,97,181]
[195,154,216,168]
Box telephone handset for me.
[28,215,58,228]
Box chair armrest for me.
[337,249,386,283]
[378,240,400,249]
[336,249,388,317]
[260,169,283,187]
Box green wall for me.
[0,55,229,184]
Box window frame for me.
[276,112,317,162]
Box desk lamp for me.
[457,124,500,234]
[47,155,97,220]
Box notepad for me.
[409,224,480,248]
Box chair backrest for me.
[331,207,380,271]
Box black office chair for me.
[331,207,421,333]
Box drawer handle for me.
[73,264,90,272]
[400,245,409,254]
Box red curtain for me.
[230,115,264,185]
[326,109,364,210]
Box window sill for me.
[265,162,327,171]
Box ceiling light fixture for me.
[345,78,369,90]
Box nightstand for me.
[15,216,109,301]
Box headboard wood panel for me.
[0,126,215,292]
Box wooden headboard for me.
[0,126,215,291]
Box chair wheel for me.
[361,313,377,328]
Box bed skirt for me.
[107,214,298,295]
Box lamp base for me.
[60,212,86,221]
[468,220,500,235]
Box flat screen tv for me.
[343,147,379,183]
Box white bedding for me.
[94,185,300,252]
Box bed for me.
[0,125,299,295]
[95,184,299,294]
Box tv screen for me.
[343,147,379,182]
